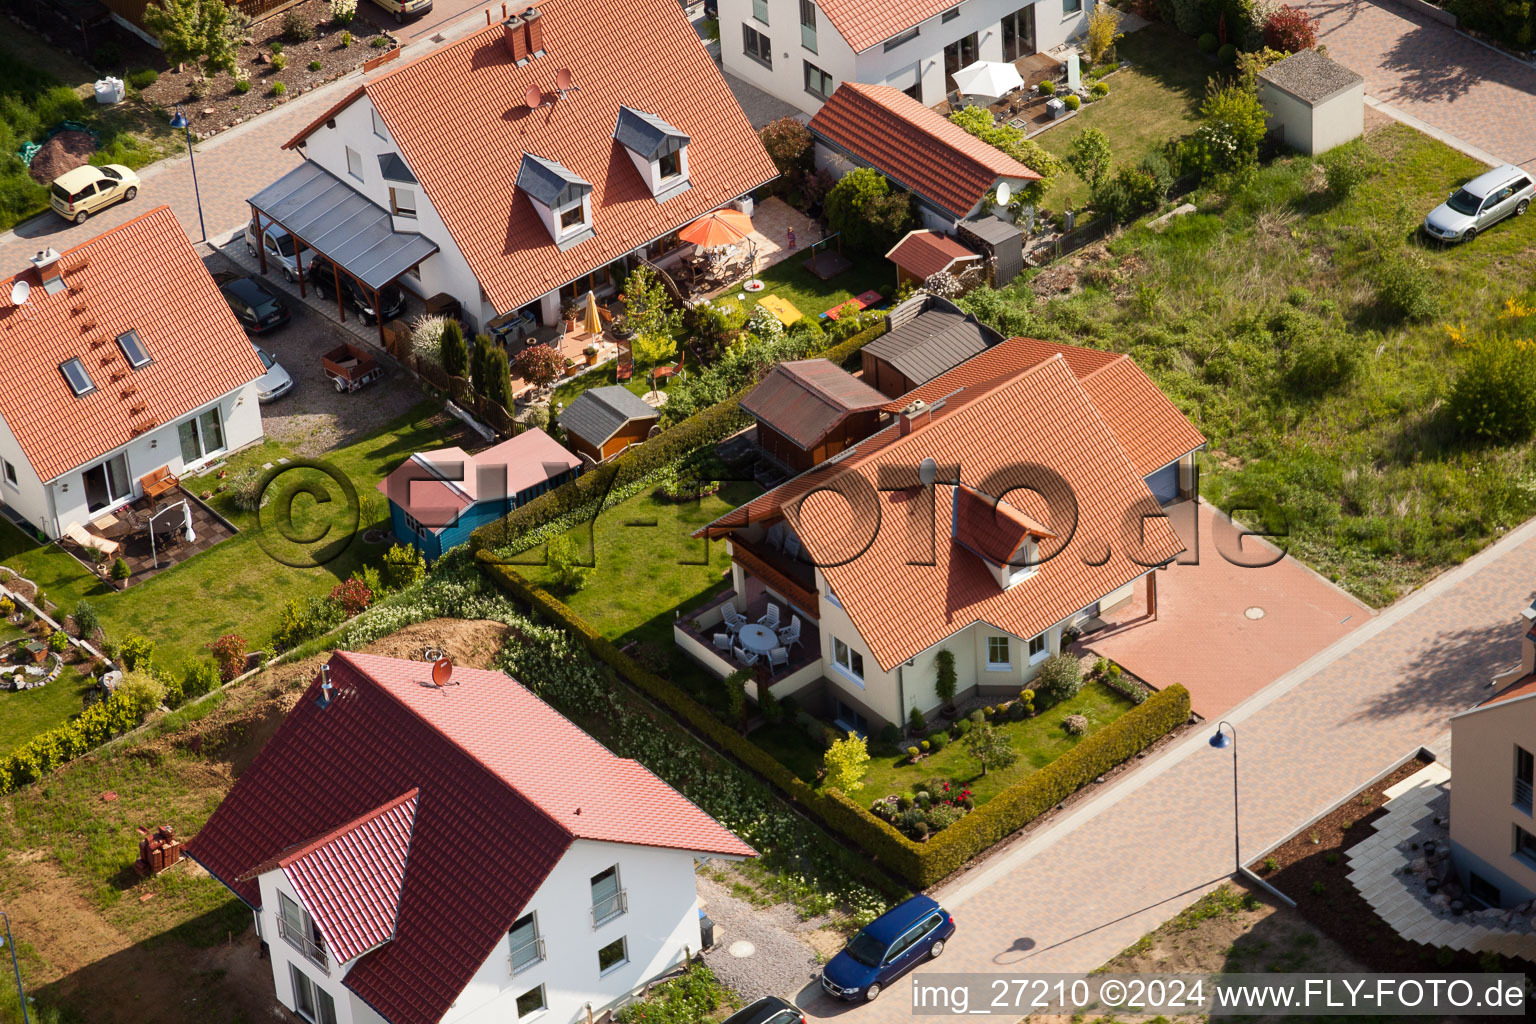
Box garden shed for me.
[1257,48,1364,156]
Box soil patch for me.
[1254,754,1526,972]
[27,131,97,185]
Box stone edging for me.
[1380,0,1457,28]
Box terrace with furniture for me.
[675,585,822,699]
[57,487,237,587]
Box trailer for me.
[321,343,384,393]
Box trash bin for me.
[94,77,125,105]
[1046,97,1066,120]
[698,908,715,949]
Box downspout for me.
[897,664,907,725]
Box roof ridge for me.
[329,652,577,841]
[1075,351,1131,382]
[235,787,420,881]
[411,452,475,503]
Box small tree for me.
[118,633,155,671]
[823,732,871,792]
[1189,80,1268,178]
[935,649,957,713]
[546,535,592,593]
[144,0,239,75]
[1084,3,1123,64]
[206,633,247,681]
[511,343,564,388]
[825,167,914,254]
[723,668,750,731]
[758,679,783,723]
[908,705,926,735]
[440,320,469,379]
[480,345,513,409]
[1262,4,1318,53]
[625,265,682,386]
[1067,127,1113,196]
[759,116,813,182]
[962,723,1019,777]
[1448,337,1536,443]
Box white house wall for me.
[0,412,52,539]
[720,0,1092,116]
[258,869,364,1024]
[296,96,494,330]
[41,383,262,540]
[1449,699,1536,907]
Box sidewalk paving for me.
[1300,0,1536,170]
[797,510,1536,1018]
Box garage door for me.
[1145,462,1180,505]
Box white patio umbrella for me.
[952,59,1025,101]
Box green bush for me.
[283,8,313,42]
[0,687,160,793]
[1320,146,1372,199]
[908,705,926,734]
[928,729,949,751]
[271,53,288,71]
[234,78,252,94]
[72,600,100,639]
[1038,79,1057,96]
[1063,94,1081,111]
[309,60,323,72]
[1448,340,1536,443]
[382,543,427,590]
[824,167,915,255]
[954,718,973,736]
[126,67,159,90]
[1370,248,1437,323]
[110,557,131,581]
[1198,32,1218,52]
[1033,653,1083,708]
[878,722,902,747]
[340,30,353,46]
[47,631,69,654]
[1090,80,1109,99]
[1276,308,1357,396]
[118,633,155,671]
[272,81,288,96]
[1218,43,1237,63]
[613,965,729,1024]
[182,660,221,700]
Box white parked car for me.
[244,219,313,282]
[252,343,294,403]
[1423,164,1534,243]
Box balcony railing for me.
[591,888,628,928]
[509,936,546,975]
[1517,778,1533,811]
[278,915,329,975]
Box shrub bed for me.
[477,551,1189,886]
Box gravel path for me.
[698,874,820,1004]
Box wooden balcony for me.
[730,538,819,614]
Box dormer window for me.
[517,153,594,249]
[952,484,1052,591]
[613,107,690,201]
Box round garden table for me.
[737,623,777,656]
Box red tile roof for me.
[885,230,981,281]
[0,207,266,483]
[376,429,580,533]
[740,359,889,450]
[186,651,751,1024]
[808,83,1040,219]
[814,0,960,53]
[1479,663,1536,707]
[954,483,1053,566]
[286,0,777,316]
[703,345,1196,670]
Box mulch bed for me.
[1254,754,1528,971]
[137,1,396,139]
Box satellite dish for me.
[918,457,938,487]
[556,67,574,91]
[431,656,453,687]
[9,280,30,306]
[524,84,543,110]
[995,181,1012,206]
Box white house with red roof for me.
[684,337,1204,733]
[187,651,754,1024]
[721,0,1092,116]
[0,207,266,541]
[256,0,776,340]
[376,428,581,560]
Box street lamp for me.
[0,911,30,1024]
[1209,721,1239,877]
[169,106,206,243]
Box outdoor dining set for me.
[713,600,803,676]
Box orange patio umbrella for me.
[679,208,754,248]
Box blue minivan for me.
[821,894,955,1002]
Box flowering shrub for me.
[207,633,247,681]
[1262,4,1317,52]
[329,577,373,617]
[329,0,357,24]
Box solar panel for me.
[116,329,151,368]
[60,358,95,396]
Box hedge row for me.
[477,551,1189,887]
[0,689,158,795]
[468,319,887,555]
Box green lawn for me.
[551,360,652,408]
[751,249,893,320]
[1033,23,1208,212]
[0,401,462,677]
[0,627,96,754]
[512,479,762,669]
[751,682,1134,806]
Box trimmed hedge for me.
[477,551,1189,886]
[469,320,887,555]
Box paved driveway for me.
[1300,0,1536,169]
[1086,500,1373,718]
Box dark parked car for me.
[821,894,954,1002]
[721,996,801,1024]
[306,254,407,326]
[216,274,290,334]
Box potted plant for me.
[563,356,577,376]
[609,313,634,340]
[584,343,600,366]
[561,300,578,334]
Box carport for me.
[248,162,438,343]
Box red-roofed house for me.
[808,82,1040,231]
[679,337,1204,732]
[187,651,753,1024]
[263,0,776,339]
[376,429,580,559]
[0,207,267,541]
[720,0,1090,116]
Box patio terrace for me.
[675,584,822,696]
[59,487,238,588]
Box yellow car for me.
[49,164,140,224]
[368,0,432,22]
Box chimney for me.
[898,399,930,436]
[523,5,544,57]
[502,11,528,63]
[317,663,334,707]
[29,248,64,294]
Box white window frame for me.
[177,406,227,467]
[390,186,417,219]
[832,636,864,686]
[590,864,626,926]
[1028,632,1048,664]
[371,107,389,140]
[557,196,589,236]
[516,984,547,1020]
[883,26,920,52]
[1,458,16,489]
[345,146,364,182]
[509,912,544,974]
[986,635,1011,671]
[597,935,629,976]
